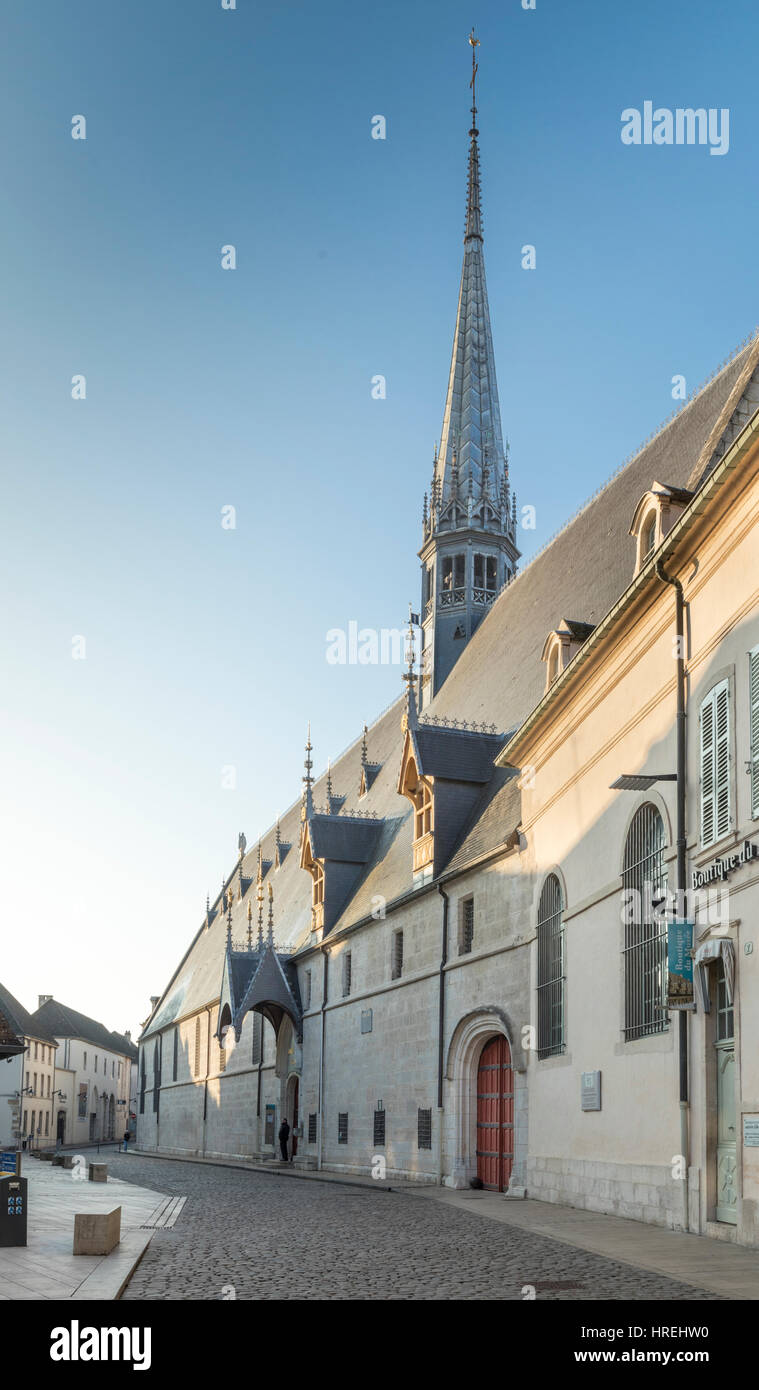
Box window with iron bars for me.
[623,803,668,1040]
[308,1113,317,1144]
[391,930,404,980]
[417,1108,432,1150]
[342,951,352,997]
[172,1027,178,1082]
[536,874,565,1058]
[338,1112,348,1144]
[373,1108,386,1146]
[194,1016,201,1077]
[251,1012,263,1065]
[304,969,312,1010]
[459,897,474,955]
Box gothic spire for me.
[433,30,506,522]
[302,722,314,821]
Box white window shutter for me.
[714,683,731,840]
[701,680,731,847]
[700,691,715,846]
[750,648,759,818]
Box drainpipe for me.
[437,886,449,1185]
[317,947,328,1172]
[656,558,689,1232]
[201,1005,212,1158]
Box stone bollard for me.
[61,1155,76,1170]
[73,1207,121,1256]
[88,1163,108,1183]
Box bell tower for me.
[419,32,519,708]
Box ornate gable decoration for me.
[541,618,595,692]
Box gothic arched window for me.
[536,874,565,1058]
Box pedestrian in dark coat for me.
[278,1118,290,1162]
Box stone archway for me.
[445,1007,527,1191]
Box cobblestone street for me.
[109,1155,720,1301]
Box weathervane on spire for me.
[468,27,480,121]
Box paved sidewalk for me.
[411,1187,759,1301]
[0,1159,169,1300]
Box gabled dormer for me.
[541,619,595,692]
[629,482,693,576]
[300,812,384,941]
[398,716,504,887]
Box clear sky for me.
[1,0,757,1037]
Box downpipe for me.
[437,885,449,1186]
[656,559,690,1233]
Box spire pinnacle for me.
[401,604,419,732]
[257,869,264,951]
[302,722,314,820]
[267,881,275,947]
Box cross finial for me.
[246,899,253,950]
[468,28,480,118]
[267,881,274,947]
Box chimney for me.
[38,995,53,1010]
[124,1030,131,1042]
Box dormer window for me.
[398,749,434,887]
[630,482,693,577]
[301,834,325,931]
[413,777,433,840]
[541,619,595,692]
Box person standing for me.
[123,1129,130,1153]
[278,1117,290,1162]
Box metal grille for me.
[391,931,404,980]
[305,970,312,1010]
[152,1040,161,1113]
[251,1012,262,1065]
[623,804,668,1040]
[460,898,474,955]
[373,1109,386,1146]
[537,874,565,1057]
[342,952,352,997]
[194,1017,201,1077]
[717,958,734,1042]
[417,1108,432,1150]
[308,1113,317,1144]
[750,649,759,817]
[172,1028,178,1082]
[338,1112,348,1144]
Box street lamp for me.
[609,773,676,791]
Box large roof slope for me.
[142,336,759,1039]
[0,982,57,1044]
[30,998,137,1060]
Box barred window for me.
[459,897,474,955]
[338,1112,348,1144]
[304,969,312,1010]
[373,1108,386,1146]
[153,1040,161,1112]
[623,804,668,1040]
[251,1012,263,1065]
[194,1016,201,1077]
[417,1108,432,1150]
[172,1027,178,1082]
[342,952,352,998]
[536,874,565,1058]
[391,930,404,980]
[308,1113,317,1144]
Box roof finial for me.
[267,881,275,947]
[402,603,419,732]
[256,870,265,951]
[361,722,369,766]
[326,759,333,812]
[226,888,233,949]
[465,29,483,243]
[246,899,253,951]
[302,722,314,820]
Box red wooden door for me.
[476,1035,514,1192]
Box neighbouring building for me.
[137,45,759,1246]
[29,998,137,1147]
[0,983,59,1151]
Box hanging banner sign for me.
[668,919,695,1009]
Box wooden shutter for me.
[750,648,759,818]
[701,681,731,846]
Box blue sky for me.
[1,0,757,1035]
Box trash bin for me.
[0,1175,27,1247]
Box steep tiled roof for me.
[0,982,57,1044]
[29,998,137,1059]
[141,336,759,1039]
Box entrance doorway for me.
[287,1076,299,1160]
[714,958,737,1224]
[476,1035,513,1192]
[56,1110,65,1144]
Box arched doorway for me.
[286,1074,299,1160]
[475,1035,514,1192]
